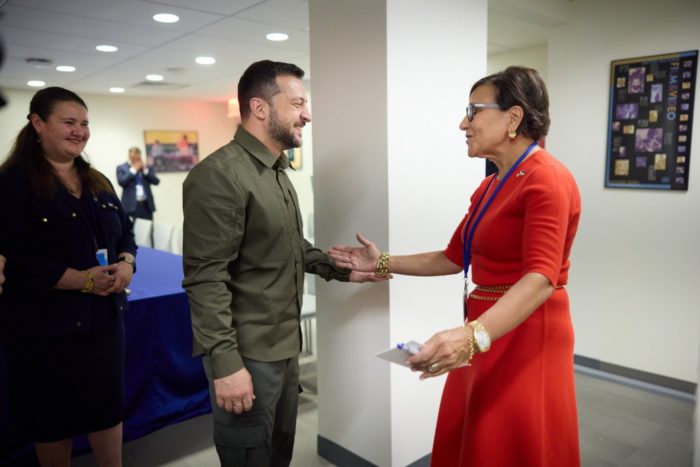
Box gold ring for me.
[429,362,439,372]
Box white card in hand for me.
[375,340,423,367]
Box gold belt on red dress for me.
[468,284,565,301]
[468,285,512,301]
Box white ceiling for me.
[0,0,572,102]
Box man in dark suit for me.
[116,147,160,220]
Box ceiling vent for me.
[26,57,52,68]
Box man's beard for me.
[269,107,301,150]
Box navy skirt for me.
[4,317,124,442]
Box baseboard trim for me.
[317,435,433,467]
[406,453,431,466]
[317,435,377,467]
[574,354,696,400]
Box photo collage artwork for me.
[605,50,697,190]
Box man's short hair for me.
[237,60,305,120]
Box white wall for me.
[309,1,391,463]
[547,0,700,383]
[386,0,487,465]
[0,88,317,239]
[488,43,548,79]
[310,0,486,465]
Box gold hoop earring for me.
[508,130,517,142]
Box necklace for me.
[65,184,81,195]
[55,169,81,196]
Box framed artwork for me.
[605,50,697,190]
[286,147,302,170]
[143,130,199,173]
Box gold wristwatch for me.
[117,255,136,272]
[468,320,491,353]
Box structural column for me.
[309,1,487,465]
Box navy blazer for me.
[0,165,137,343]
[116,162,160,214]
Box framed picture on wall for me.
[286,147,302,170]
[143,130,199,173]
[605,50,697,190]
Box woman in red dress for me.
[330,66,581,466]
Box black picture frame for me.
[605,50,697,190]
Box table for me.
[0,248,211,464]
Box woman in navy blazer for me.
[0,87,136,466]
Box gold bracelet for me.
[463,324,476,366]
[375,252,391,277]
[81,271,94,293]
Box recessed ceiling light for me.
[56,65,76,72]
[153,13,179,23]
[110,87,125,93]
[195,56,216,65]
[27,80,46,87]
[96,45,118,53]
[146,74,164,81]
[266,32,289,42]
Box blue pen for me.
[397,341,422,355]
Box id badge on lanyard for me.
[96,248,108,266]
[461,141,537,319]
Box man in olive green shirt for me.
[183,61,379,467]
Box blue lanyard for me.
[461,141,537,284]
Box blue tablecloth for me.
[0,247,210,464]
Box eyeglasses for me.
[466,103,502,121]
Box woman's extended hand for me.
[328,233,382,273]
[408,326,473,379]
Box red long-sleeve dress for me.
[433,149,582,466]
